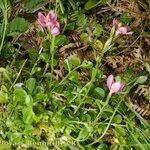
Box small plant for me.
[37,10,60,77]
[113,18,133,35]
[38,11,60,35]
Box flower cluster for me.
[113,18,133,35]
[107,74,125,94]
[38,10,60,35]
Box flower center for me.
[46,15,51,23]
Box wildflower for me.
[107,74,125,93]
[112,18,133,35]
[38,10,60,35]
[113,18,119,28]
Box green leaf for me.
[68,144,78,150]
[115,127,126,137]
[25,78,36,93]
[55,35,68,47]
[85,0,99,10]
[1,85,8,93]
[92,68,97,78]
[82,60,93,68]
[80,33,89,41]
[94,87,105,98]
[27,48,39,63]
[7,132,22,143]
[23,107,34,124]
[102,37,112,53]
[68,71,79,82]
[69,56,81,66]
[8,17,30,33]
[135,76,148,84]
[39,145,49,150]
[0,85,8,104]
[144,62,150,73]
[93,39,103,50]
[93,23,103,37]
[77,14,87,27]
[97,143,108,150]
[24,124,34,135]
[78,127,89,140]
[13,88,27,105]
[0,1,5,14]
[64,59,72,72]
[113,114,122,124]
[40,52,49,63]
[66,22,76,31]
[68,0,77,10]
[42,40,51,49]
[25,95,33,106]
[110,26,116,38]
[24,0,44,12]
[120,13,132,24]
[81,114,91,122]
[0,67,12,82]
[35,93,48,102]
[33,103,45,115]
[0,91,8,103]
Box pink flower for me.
[116,26,133,35]
[107,74,125,93]
[113,18,119,28]
[112,18,133,35]
[38,10,60,35]
[38,12,47,27]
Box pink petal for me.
[126,32,133,35]
[55,21,60,28]
[51,27,60,35]
[123,26,133,35]
[120,81,125,91]
[38,12,46,27]
[47,10,57,21]
[107,74,114,90]
[116,26,128,34]
[49,20,59,28]
[113,18,119,28]
[110,82,122,93]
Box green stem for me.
[73,56,102,113]
[42,35,55,76]
[73,81,92,114]
[9,59,27,90]
[89,97,122,146]
[55,0,58,12]
[52,65,81,92]
[50,35,56,76]
[68,81,90,104]
[70,25,114,113]
[0,0,7,53]
[93,92,112,124]
[31,48,43,75]
[59,66,81,85]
